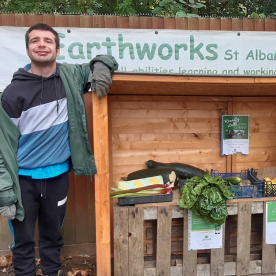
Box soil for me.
[0,255,97,276]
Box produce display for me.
[121,168,179,187]
[145,160,205,179]
[178,170,233,225]
[224,176,242,186]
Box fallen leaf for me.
[36,268,42,275]
[35,259,41,266]
[0,254,13,268]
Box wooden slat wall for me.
[109,95,229,188]
[0,14,275,255]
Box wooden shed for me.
[1,14,276,276]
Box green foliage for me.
[0,0,102,14]
[178,170,233,225]
[198,0,276,18]
[152,0,205,17]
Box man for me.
[0,23,118,276]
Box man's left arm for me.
[77,55,118,97]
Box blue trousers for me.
[9,172,69,276]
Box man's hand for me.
[89,61,112,98]
[0,204,16,220]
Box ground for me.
[0,255,97,276]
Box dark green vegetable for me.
[145,160,205,179]
[178,170,233,225]
[224,176,241,186]
[122,168,179,187]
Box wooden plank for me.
[42,14,55,26]
[80,15,93,28]
[28,14,43,26]
[14,13,29,26]
[265,19,276,31]
[262,202,276,274]
[128,207,144,276]
[152,17,164,29]
[232,18,243,31]
[113,207,128,276]
[117,16,129,28]
[210,18,221,30]
[221,18,232,31]
[183,209,197,276]
[63,172,76,245]
[198,18,210,30]
[243,18,254,31]
[1,14,15,26]
[93,15,105,28]
[210,225,225,276]
[92,93,111,276]
[74,175,89,243]
[55,15,69,27]
[227,101,233,173]
[129,16,139,29]
[68,15,80,27]
[156,206,172,276]
[164,17,176,29]
[254,19,265,31]
[236,202,252,275]
[109,95,232,102]
[105,15,117,28]
[139,17,153,29]
[188,18,198,30]
[176,17,188,30]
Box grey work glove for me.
[0,204,16,220]
[88,61,112,98]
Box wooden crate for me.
[113,201,276,276]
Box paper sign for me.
[188,210,223,250]
[265,202,276,244]
[221,115,249,155]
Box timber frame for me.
[93,74,276,275]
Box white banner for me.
[1,27,276,91]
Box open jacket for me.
[0,56,118,221]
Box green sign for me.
[192,212,221,231]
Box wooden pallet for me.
[113,201,276,276]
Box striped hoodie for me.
[1,65,71,178]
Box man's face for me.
[26,30,60,65]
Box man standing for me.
[0,23,118,276]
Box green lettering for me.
[190,35,204,60]
[87,42,101,59]
[102,37,116,56]
[68,42,85,59]
[205,44,218,60]
[267,53,273,60]
[118,34,135,60]
[136,43,157,60]
[158,43,173,60]
[246,50,254,60]
[175,43,188,60]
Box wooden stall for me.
[1,14,276,276]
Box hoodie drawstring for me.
[40,74,59,114]
[41,179,47,199]
[40,77,44,105]
[54,76,59,114]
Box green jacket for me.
[0,55,118,221]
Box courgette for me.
[145,160,205,179]
[224,177,241,186]
[122,168,179,187]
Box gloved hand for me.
[88,61,112,98]
[0,204,16,220]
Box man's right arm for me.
[0,152,17,219]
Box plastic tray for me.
[179,169,263,199]
[211,169,262,199]
[261,181,276,197]
[118,190,173,206]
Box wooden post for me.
[92,93,111,276]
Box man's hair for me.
[25,23,60,50]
